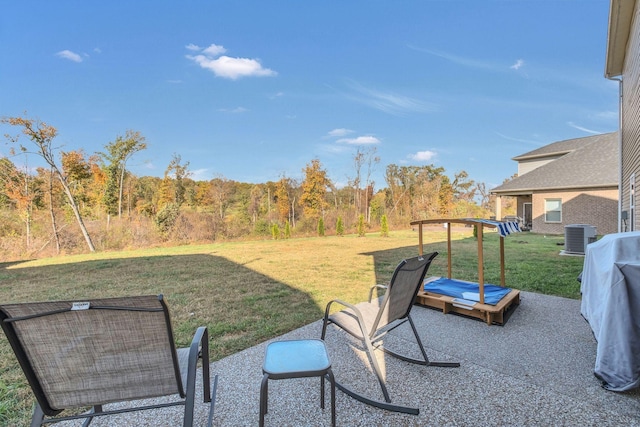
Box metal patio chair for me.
[321,252,459,415]
[0,294,217,427]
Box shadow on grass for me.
[362,241,448,286]
[0,253,324,425]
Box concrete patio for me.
[67,291,640,426]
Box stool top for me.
[263,339,331,378]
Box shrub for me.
[318,218,325,237]
[357,214,366,237]
[154,203,180,239]
[380,214,389,237]
[336,216,344,236]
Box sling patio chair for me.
[321,252,459,415]
[0,294,217,427]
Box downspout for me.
[607,77,623,232]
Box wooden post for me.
[418,222,424,256]
[500,236,506,287]
[477,223,485,304]
[447,222,452,279]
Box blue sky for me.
[1,1,617,191]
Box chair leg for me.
[409,314,431,363]
[259,373,269,427]
[320,372,325,409]
[408,315,460,368]
[30,403,45,427]
[362,333,392,403]
[206,375,219,427]
[81,406,102,427]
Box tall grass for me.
[0,228,584,425]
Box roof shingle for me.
[491,132,618,194]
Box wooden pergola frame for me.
[410,218,520,325]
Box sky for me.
[0,1,618,192]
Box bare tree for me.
[2,116,95,252]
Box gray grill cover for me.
[580,231,640,391]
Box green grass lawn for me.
[0,228,584,426]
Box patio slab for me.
[60,291,640,426]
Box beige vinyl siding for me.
[517,156,563,176]
[621,1,640,232]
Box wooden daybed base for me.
[416,277,520,326]
[411,218,522,326]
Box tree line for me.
[0,115,500,261]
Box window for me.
[544,198,562,223]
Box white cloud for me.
[410,150,437,162]
[328,128,354,137]
[510,59,524,70]
[93,47,102,54]
[202,44,227,56]
[495,131,540,146]
[337,135,380,145]
[190,168,210,181]
[408,45,494,70]
[345,80,436,115]
[567,122,601,135]
[218,107,248,113]
[186,43,276,80]
[591,110,618,121]
[56,50,83,63]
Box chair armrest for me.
[324,298,362,317]
[323,299,369,337]
[368,284,388,302]
[186,326,212,402]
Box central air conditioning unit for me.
[564,224,597,255]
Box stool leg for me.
[328,369,336,427]
[260,373,269,427]
[320,373,325,409]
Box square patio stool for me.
[260,339,335,426]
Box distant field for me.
[0,228,584,425]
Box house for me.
[605,0,639,233]
[490,132,619,235]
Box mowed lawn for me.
[0,228,585,425]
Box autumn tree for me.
[275,176,292,224]
[61,150,97,213]
[209,175,231,220]
[168,154,189,208]
[351,146,379,222]
[155,154,190,238]
[0,157,41,248]
[1,116,96,252]
[38,166,62,254]
[99,130,146,218]
[248,184,265,225]
[300,159,330,220]
[158,154,190,209]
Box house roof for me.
[491,132,618,195]
[512,135,595,161]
